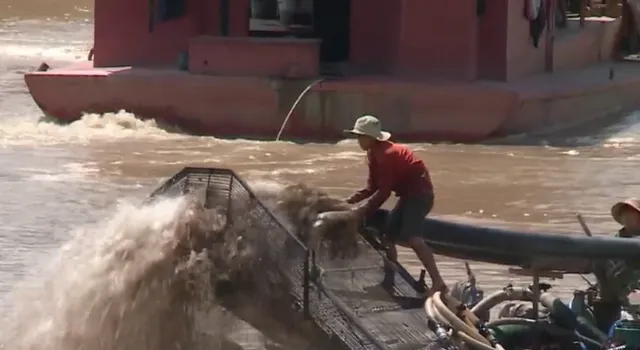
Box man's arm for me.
[346,154,377,204]
[353,156,395,217]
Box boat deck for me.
[318,255,433,350]
[32,60,640,96]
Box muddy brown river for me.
[1,0,640,326]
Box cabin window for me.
[558,0,638,59]
[559,0,622,29]
[249,0,301,34]
[157,0,186,21]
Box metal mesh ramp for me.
[150,167,435,350]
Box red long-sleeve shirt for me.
[347,141,433,216]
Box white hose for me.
[425,292,505,350]
[274,78,325,141]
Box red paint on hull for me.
[24,61,640,143]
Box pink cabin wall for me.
[93,0,535,82]
[505,1,547,80]
[392,0,478,80]
[348,0,401,73]
[477,0,509,80]
[94,0,249,67]
[188,37,319,78]
[349,0,511,81]
[503,2,620,81]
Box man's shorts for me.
[386,193,434,243]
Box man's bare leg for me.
[381,238,398,288]
[406,236,447,293]
[386,240,398,262]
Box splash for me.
[251,180,360,258]
[0,181,358,350]
[0,196,226,350]
[0,111,184,146]
[272,183,359,258]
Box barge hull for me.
[24,61,640,143]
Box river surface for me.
[2,0,640,318]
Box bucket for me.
[611,320,640,346]
[490,324,537,349]
[177,51,188,71]
[277,0,296,28]
[251,0,278,19]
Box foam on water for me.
[556,111,640,148]
[600,112,640,148]
[0,19,92,62]
[22,162,100,183]
[0,42,88,61]
[0,111,186,146]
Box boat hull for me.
[24,60,640,143]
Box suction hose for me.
[425,292,505,350]
[470,287,607,343]
[427,288,606,350]
[487,318,603,348]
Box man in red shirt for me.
[344,115,447,294]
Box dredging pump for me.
[420,255,640,350]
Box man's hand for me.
[312,210,361,259]
[313,210,359,231]
[315,210,357,225]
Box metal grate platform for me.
[150,167,435,350]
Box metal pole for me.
[303,251,310,319]
[532,269,540,320]
[220,0,229,36]
[545,0,557,72]
[149,0,156,32]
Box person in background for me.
[611,198,640,237]
[585,198,640,332]
[343,115,447,294]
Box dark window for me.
[157,0,185,21]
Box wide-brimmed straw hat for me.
[611,198,640,224]
[343,115,391,141]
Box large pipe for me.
[365,209,640,265]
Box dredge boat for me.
[151,167,640,350]
[22,0,640,142]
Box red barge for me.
[23,0,640,142]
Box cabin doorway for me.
[313,0,351,66]
[617,0,640,58]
